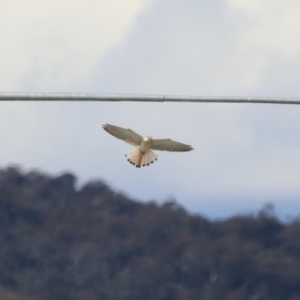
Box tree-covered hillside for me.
[0,167,299,300]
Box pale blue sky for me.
[0,0,300,219]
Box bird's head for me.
[143,136,152,143]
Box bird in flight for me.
[103,123,193,168]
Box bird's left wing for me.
[103,124,142,146]
[151,139,193,152]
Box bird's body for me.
[103,124,193,168]
[139,136,152,154]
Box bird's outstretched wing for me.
[151,139,193,152]
[103,124,142,146]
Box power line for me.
[1,92,300,105]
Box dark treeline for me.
[0,167,300,300]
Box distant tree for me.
[0,166,299,299]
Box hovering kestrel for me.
[103,123,193,168]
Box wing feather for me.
[151,139,193,152]
[103,124,142,146]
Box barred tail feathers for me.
[125,148,158,167]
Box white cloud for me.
[90,0,300,95]
[216,0,300,91]
[227,0,300,58]
[0,0,150,91]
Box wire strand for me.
[1,92,300,105]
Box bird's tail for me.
[125,149,158,168]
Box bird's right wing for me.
[103,124,142,146]
[151,139,193,152]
